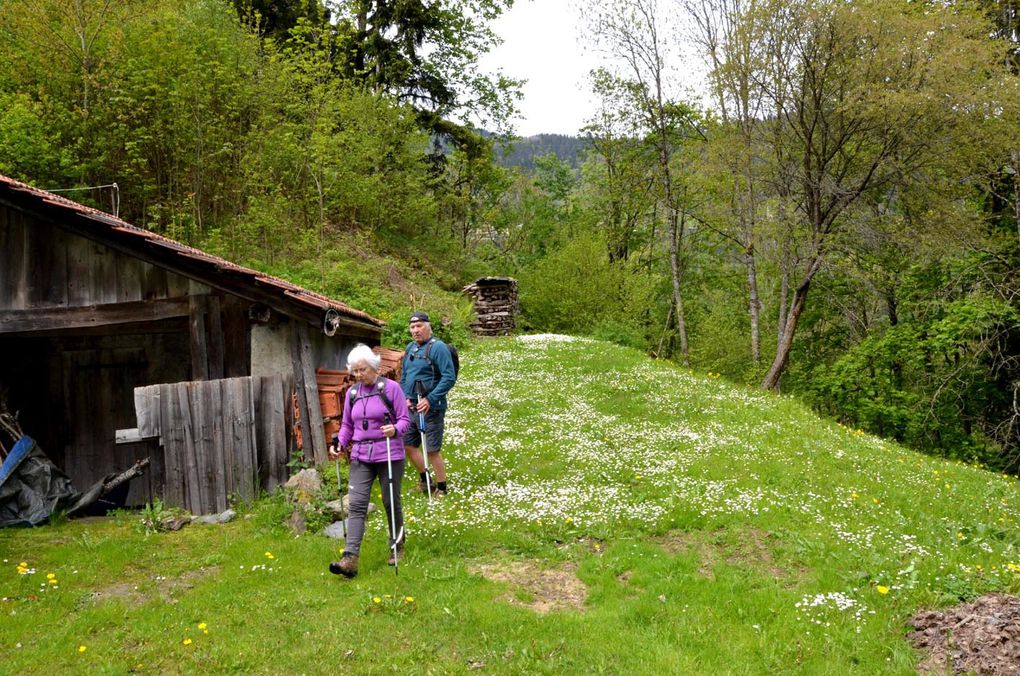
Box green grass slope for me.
[1,335,1018,673]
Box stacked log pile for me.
[463,277,518,336]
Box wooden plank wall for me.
[0,207,190,311]
[290,322,328,464]
[135,375,293,515]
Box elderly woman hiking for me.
[329,344,411,578]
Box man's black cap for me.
[409,311,430,324]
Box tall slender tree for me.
[585,0,703,364]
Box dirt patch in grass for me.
[909,593,1020,675]
[90,581,147,606]
[657,527,803,585]
[724,528,787,579]
[470,560,587,613]
[91,566,220,607]
[656,531,717,579]
[157,566,220,603]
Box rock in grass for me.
[323,520,348,540]
[193,509,236,525]
[285,469,323,503]
[324,499,347,520]
[288,510,307,535]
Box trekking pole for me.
[338,454,350,538]
[414,381,433,504]
[332,437,347,540]
[384,414,403,576]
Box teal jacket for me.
[401,338,456,410]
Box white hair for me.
[346,344,381,372]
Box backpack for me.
[347,377,398,422]
[421,339,459,382]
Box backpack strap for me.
[422,339,440,383]
[348,377,398,422]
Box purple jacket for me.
[337,377,411,463]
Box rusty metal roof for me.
[0,174,384,331]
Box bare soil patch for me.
[89,581,147,606]
[657,527,802,585]
[157,566,220,603]
[469,560,587,613]
[909,593,1020,675]
[91,566,220,607]
[657,530,717,578]
[724,528,787,580]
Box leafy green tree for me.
[581,68,657,264]
[230,0,329,38]
[728,0,1017,390]
[332,0,522,142]
[584,0,707,365]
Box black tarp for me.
[0,436,132,527]
[0,436,75,526]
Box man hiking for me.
[401,311,457,497]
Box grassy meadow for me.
[1,334,1019,673]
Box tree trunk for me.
[1013,149,1020,245]
[744,246,761,365]
[667,196,690,366]
[761,257,821,390]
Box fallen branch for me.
[100,457,151,498]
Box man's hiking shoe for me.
[435,488,448,498]
[329,553,358,578]
[387,543,405,566]
[416,479,437,494]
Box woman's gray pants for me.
[344,457,404,555]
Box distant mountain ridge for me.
[495,133,592,172]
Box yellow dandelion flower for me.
[47,573,56,579]
[372,597,381,604]
[405,596,415,603]
[78,645,87,653]
[19,562,27,567]
[876,586,890,594]
[48,579,58,585]
[851,493,859,499]
[197,623,207,630]
[183,638,193,646]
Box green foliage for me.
[518,231,657,347]
[0,92,73,183]
[807,292,1020,470]
[137,499,190,535]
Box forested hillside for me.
[495,134,591,171]
[1,0,1018,472]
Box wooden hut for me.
[0,174,384,514]
[462,277,518,336]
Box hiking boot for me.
[329,553,359,578]
[434,488,448,498]
[416,478,437,494]
[387,542,405,566]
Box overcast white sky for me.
[478,0,597,137]
[478,0,708,138]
